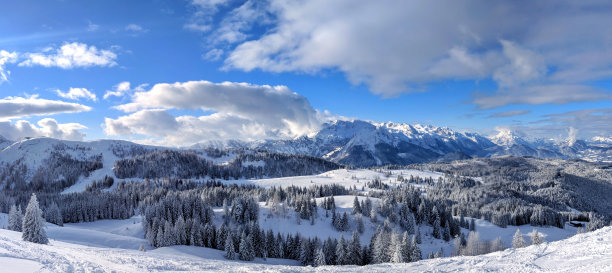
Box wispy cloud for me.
[488,110,531,118]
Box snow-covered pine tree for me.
[432,208,441,239]
[8,204,23,232]
[349,231,361,265]
[314,247,326,267]
[491,237,505,252]
[401,231,412,262]
[22,194,48,244]
[454,235,463,256]
[411,235,422,262]
[530,229,544,245]
[465,231,480,256]
[370,207,378,223]
[443,221,451,241]
[416,226,422,244]
[352,197,362,215]
[356,213,364,234]
[335,235,348,265]
[390,243,403,263]
[512,229,526,248]
[45,202,63,226]
[225,234,236,260]
[239,233,255,261]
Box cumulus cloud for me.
[55,87,97,101]
[488,110,531,118]
[104,80,326,145]
[0,118,86,141]
[19,42,117,69]
[0,50,18,83]
[188,0,612,104]
[0,96,91,120]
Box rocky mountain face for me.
[223,120,612,166]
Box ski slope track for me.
[0,226,610,272]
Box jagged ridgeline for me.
[415,156,612,227]
[113,149,342,180]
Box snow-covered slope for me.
[0,216,609,272]
[0,137,160,192]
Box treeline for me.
[410,156,612,228]
[113,149,342,180]
[0,151,102,193]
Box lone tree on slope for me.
[22,193,49,244]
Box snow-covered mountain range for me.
[1,120,611,174]
[194,120,612,166]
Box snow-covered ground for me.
[0,217,610,272]
[225,168,446,189]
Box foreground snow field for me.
[0,224,610,272]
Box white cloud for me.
[0,96,91,120]
[104,80,326,145]
[0,50,18,83]
[184,0,230,33]
[0,118,86,141]
[125,24,148,33]
[103,81,147,99]
[19,42,117,69]
[192,0,612,104]
[56,87,97,101]
[472,84,610,109]
[203,48,223,61]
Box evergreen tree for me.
[411,236,421,262]
[45,202,63,226]
[491,237,506,252]
[370,208,378,223]
[443,221,451,241]
[401,231,412,262]
[356,213,364,234]
[390,243,403,263]
[314,247,326,267]
[469,218,476,231]
[530,229,544,245]
[512,229,526,248]
[465,231,480,256]
[349,231,361,265]
[8,204,23,232]
[335,235,348,265]
[352,197,362,214]
[22,194,48,244]
[239,233,255,261]
[416,226,422,244]
[225,234,236,260]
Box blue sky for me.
[1,0,611,145]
